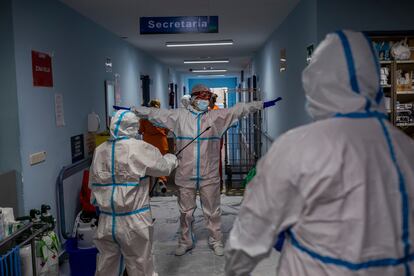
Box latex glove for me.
[113,105,131,111]
[274,231,286,252]
[164,153,179,169]
[263,97,282,108]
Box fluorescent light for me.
[184,59,229,64]
[197,75,226,77]
[280,58,286,62]
[191,69,227,73]
[166,40,233,47]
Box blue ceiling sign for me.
[140,16,219,34]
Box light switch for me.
[30,151,46,166]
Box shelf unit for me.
[369,33,414,139]
[397,60,414,64]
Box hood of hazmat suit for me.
[89,110,177,276]
[181,95,191,108]
[225,30,414,276]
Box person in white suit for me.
[225,30,414,276]
[89,110,178,276]
[131,85,280,256]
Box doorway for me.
[141,75,150,106]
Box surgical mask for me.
[195,100,209,111]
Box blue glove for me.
[95,206,101,216]
[274,231,286,252]
[263,97,282,108]
[113,105,131,111]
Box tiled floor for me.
[152,196,279,276]
[60,195,279,275]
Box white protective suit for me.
[132,100,263,248]
[225,30,414,276]
[89,110,177,276]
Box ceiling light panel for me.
[184,59,229,64]
[191,69,227,73]
[166,40,233,47]
[196,75,226,77]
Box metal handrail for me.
[239,130,257,159]
[56,157,92,240]
[253,124,274,142]
[225,88,261,93]
[0,222,49,275]
[0,222,33,248]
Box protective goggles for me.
[191,90,213,100]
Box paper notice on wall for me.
[54,93,65,127]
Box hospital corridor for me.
[1,0,414,275]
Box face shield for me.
[191,90,213,111]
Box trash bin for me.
[65,238,97,276]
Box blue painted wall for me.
[251,0,414,142]
[188,77,238,92]
[11,0,171,214]
[6,0,414,216]
[250,0,317,140]
[0,0,23,214]
[317,0,414,41]
[0,0,21,175]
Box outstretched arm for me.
[224,136,303,276]
[213,101,263,134]
[213,98,282,134]
[131,106,181,131]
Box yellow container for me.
[95,132,110,147]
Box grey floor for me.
[60,196,279,276]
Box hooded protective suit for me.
[225,30,414,276]
[181,95,191,108]
[89,110,178,276]
[132,96,263,250]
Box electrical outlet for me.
[30,151,46,166]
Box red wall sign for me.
[32,50,53,87]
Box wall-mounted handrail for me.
[56,157,92,240]
[0,222,33,248]
[0,222,50,275]
[253,124,274,143]
[239,130,257,159]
